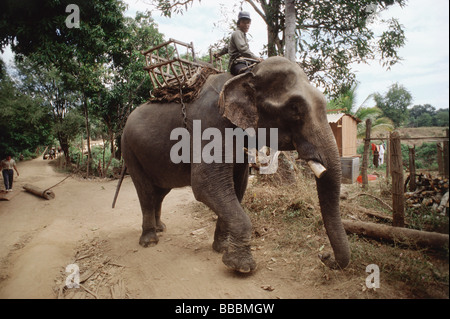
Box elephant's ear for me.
[218,72,258,130]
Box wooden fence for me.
[361,119,449,227]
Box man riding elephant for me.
[214,11,263,75]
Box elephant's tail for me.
[112,164,127,209]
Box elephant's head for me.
[218,56,350,269]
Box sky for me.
[1,0,448,111]
[123,0,449,111]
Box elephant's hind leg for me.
[139,186,170,247]
[130,170,170,247]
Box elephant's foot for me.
[156,221,166,233]
[139,230,159,247]
[318,252,348,269]
[222,246,256,273]
[212,239,228,253]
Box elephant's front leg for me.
[213,163,249,253]
[192,164,256,273]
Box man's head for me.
[237,11,251,33]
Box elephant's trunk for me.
[315,155,350,269]
[294,129,350,269]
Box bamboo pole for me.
[390,131,405,227]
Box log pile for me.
[405,174,449,214]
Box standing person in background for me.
[1,155,19,192]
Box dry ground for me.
[0,157,448,299]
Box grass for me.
[241,168,449,298]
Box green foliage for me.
[0,62,53,157]
[373,83,412,128]
[434,109,449,127]
[409,104,449,128]
[69,143,121,177]
[153,0,407,97]
[1,0,126,67]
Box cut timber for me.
[23,183,55,200]
[342,219,449,249]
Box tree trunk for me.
[342,219,449,249]
[83,95,92,178]
[285,0,296,61]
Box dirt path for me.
[0,157,322,299]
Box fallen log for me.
[342,219,449,249]
[23,183,55,200]
[341,203,398,224]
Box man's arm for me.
[214,46,228,58]
[231,31,259,60]
[13,161,19,176]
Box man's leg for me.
[8,169,13,189]
[2,170,10,190]
[230,62,247,76]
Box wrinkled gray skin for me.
[121,56,350,273]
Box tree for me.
[373,83,412,128]
[284,0,296,62]
[14,55,83,163]
[408,104,436,127]
[434,109,449,127]
[154,0,407,96]
[1,0,126,66]
[0,59,53,157]
[327,83,394,137]
[93,11,164,160]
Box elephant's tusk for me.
[308,160,327,179]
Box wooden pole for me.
[362,119,372,189]
[444,129,449,178]
[386,137,390,181]
[390,131,405,227]
[408,146,416,192]
[437,143,444,176]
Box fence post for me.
[408,146,416,192]
[444,129,449,178]
[386,137,390,181]
[437,143,444,176]
[362,119,372,189]
[390,131,405,227]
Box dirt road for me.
[3,157,414,300]
[0,157,317,299]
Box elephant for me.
[117,56,350,273]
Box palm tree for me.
[327,84,394,138]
